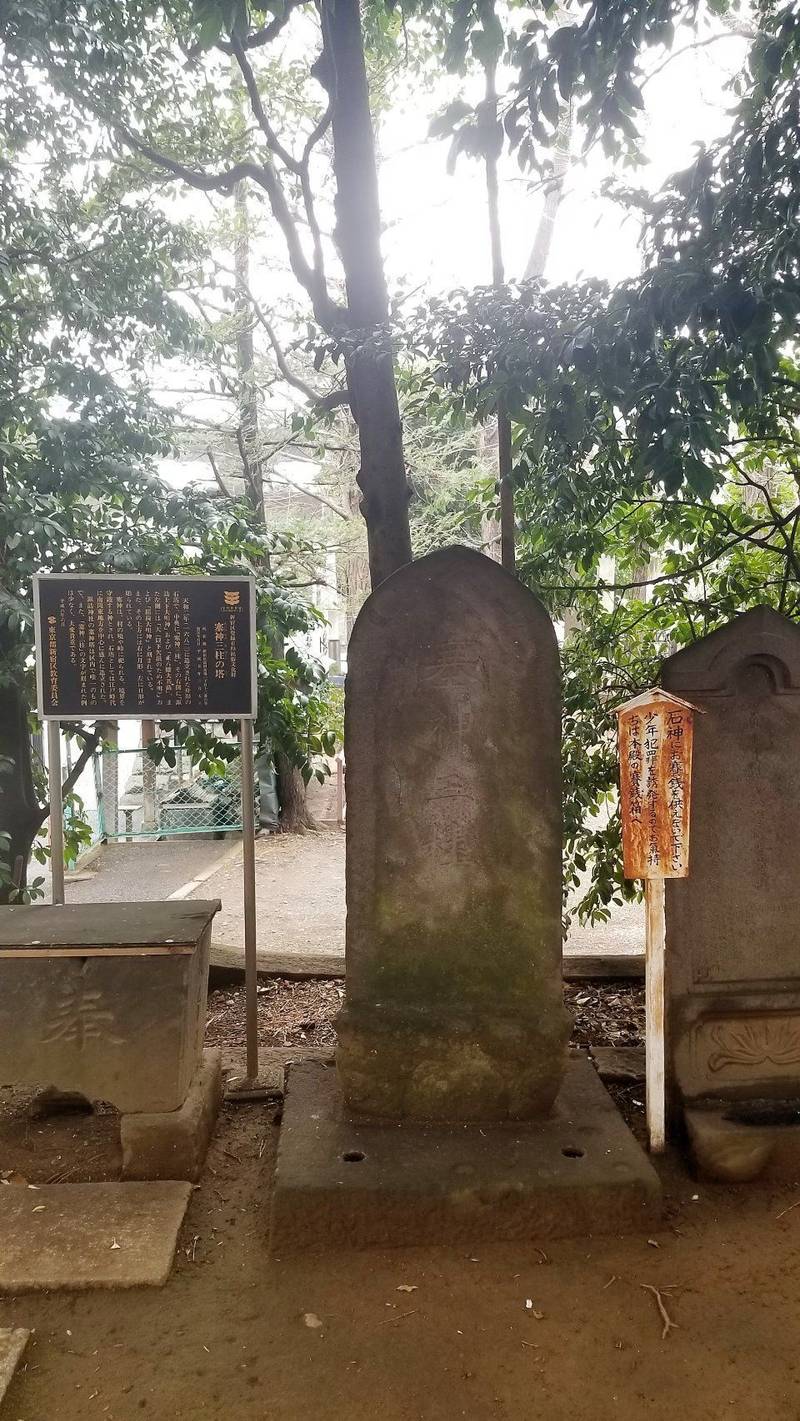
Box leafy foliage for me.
[403,1,800,921]
[0,55,333,892]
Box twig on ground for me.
[776,1198,800,1220]
[379,1309,418,1326]
[640,1283,679,1340]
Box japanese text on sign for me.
[34,575,256,720]
[617,694,696,879]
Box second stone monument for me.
[337,544,570,1120]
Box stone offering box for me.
[0,902,222,1181]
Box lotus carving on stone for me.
[708,1017,800,1073]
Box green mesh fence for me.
[97,745,244,839]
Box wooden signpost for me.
[616,688,701,1152]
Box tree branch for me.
[529,524,787,594]
[39,725,105,828]
[230,39,301,173]
[206,446,233,498]
[114,125,343,329]
[642,27,758,88]
[267,469,349,520]
[216,2,302,53]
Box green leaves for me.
[469,9,503,68]
[428,98,473,139]
[192,0,251,48]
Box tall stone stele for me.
[336,546,570,1121]
[662,607,800,1115]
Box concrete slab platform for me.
[0,1181,191,1292]
[270,1054,662,1253]
[0,1329,29,1405]
[121,1049,223,1182]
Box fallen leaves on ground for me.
[206,979,645,1052]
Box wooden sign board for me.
[616,689,699,881]
[616,687,701,1154]
[33,573,257,721]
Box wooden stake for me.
[645,876,666,1152]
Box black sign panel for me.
[34,575,257,720]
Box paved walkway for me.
[197,830,346,975]
[56,838,236,904]
[53,829,643,975]
[196,830,644,976]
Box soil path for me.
[2,1095,800,1421]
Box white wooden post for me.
[616,688,701,1156]
[644,876,666,1153]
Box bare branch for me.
[230,39,301,173]
[266,469,349,520]
[217,1,302,53]
[302,98,334,166]
[642,27,757,88]
[39,725,105,828]
[256,308,348,412]
[114,125,343,329]
[229,37,332,312]
[206,446,233,498]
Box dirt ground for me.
[3,983,800,1421]
[204,979,646,1057]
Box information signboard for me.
[616,687,701,1153]
[617,689,696,880]
[33,574,257,720]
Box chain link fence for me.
[97,744,244,840]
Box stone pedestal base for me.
[336,1001,570,1121]
[120,1049,223,1182]
[686,1098,800,1182]
[270,1055,662,1253]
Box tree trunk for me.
[321,0,412,589]
[233,183,315,834]
[523,104,573,281]
[0,673,42,902]
[234,179,265,520]
[482,50,515,573]
[275,750,318,833]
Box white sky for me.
[159,17,751,491]
[378,23,749,292]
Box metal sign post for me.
[616,688,701,1153]
[240,716,259,1083]
[46,722,65,905]
[33,572,261,1082]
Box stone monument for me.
[337,544,570,1120]
[271,547,661,1250]
[662,607,800,1179]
